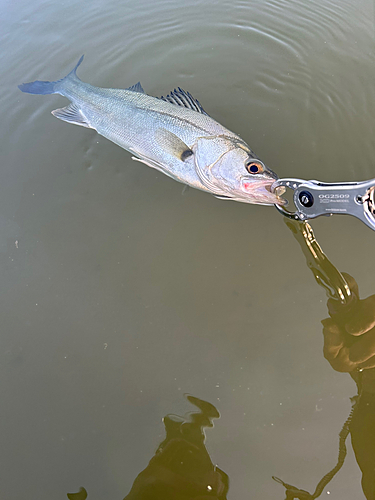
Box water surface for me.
[1,0,375,498]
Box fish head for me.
[193,136,286,205]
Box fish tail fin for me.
[18,55,84,95]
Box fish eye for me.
[245,160,263,175]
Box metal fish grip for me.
[273,178,375,231]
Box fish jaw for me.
[240,178,287,205]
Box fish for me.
[18,56,285,206]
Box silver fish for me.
[19,56,285,206]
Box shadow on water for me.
[66,219,375,500]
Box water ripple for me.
[5,0,375,181]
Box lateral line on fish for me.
[131,106,221,139]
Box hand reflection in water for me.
[275,220,375,500]
[322,273,375,500]
[322,272,375,373]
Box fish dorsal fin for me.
[155,128,193,161]
[126,82,145,93]
[159,87,209,116]
[51,103,91,128]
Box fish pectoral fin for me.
[155,128,193,161]
[51,104,92,128]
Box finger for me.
[348,328,375,363]
[357,355,375,370]
[321,318,360,371]
[322,318,345,359]
[328,349,357,372]
[341,272,359,298]
[345,294,375,336]
[327,273,359,317]
[323,340,356,372]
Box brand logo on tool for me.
[318,194,350,199]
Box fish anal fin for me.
[126,82,145,93]
[52,104,91,128]
[155,128,193,161]
[159,87,209,116]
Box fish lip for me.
[260,181,287,205]
[269,180,288,205]
[240,177,287,205]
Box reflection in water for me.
[64,221,375,500]
[323,273,375,500]
[67,395,228,500]
[273,220,375,500]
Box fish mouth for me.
[241,178,287,205]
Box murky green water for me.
[2,0,375,498]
